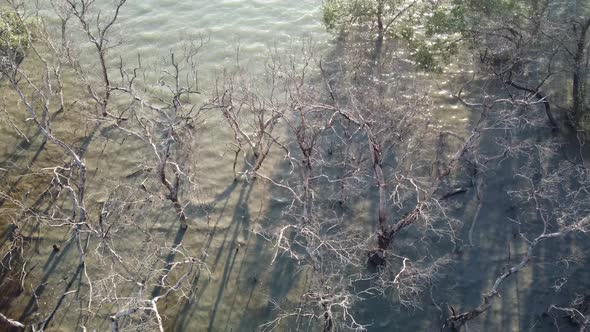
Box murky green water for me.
[115,1,327,75]
[1,1,589,332]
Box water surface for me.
[0,1,588,332]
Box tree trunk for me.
[367,133,390,266]
[573,18,590,125]
[373,0,385,66]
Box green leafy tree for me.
[321,0,473,71]
[0,9,38,71]
[323,0,425,60]
[432,0,590,128]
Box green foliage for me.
[462,0,519,16]
[322,0,377,32]
[0,9,37,54]
[323,0,340,31]
[404,0,533,71]
[321,0,461,71]
[321,0,538,72]
[394,2,466,71]
[412,44,437,71]
[425,5,467,37]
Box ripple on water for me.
[113,0,326,76]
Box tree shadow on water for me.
[150,225,188,298]
[172,176,253,330]
[17,236,76,322]
[205,181,254,332]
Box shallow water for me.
[0,1,589,332]
[0,2,331,331]
[115,0,327,77]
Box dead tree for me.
[548,295,590,331]
[114,46,205,229]
[209,50,290,179]
[64,0,127,117]
[445,63,590,329]
[0,2,209,331]
[448,159,590,329]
